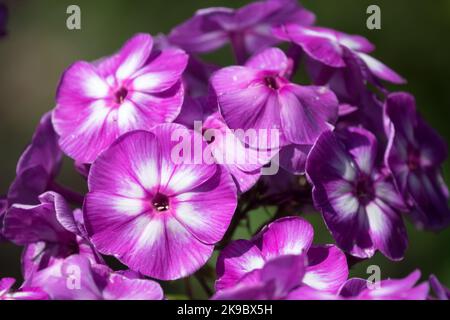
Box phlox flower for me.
[53,33,188,163]
[84,124,237,280]
[384,92,450,230]
[211,47,339,154]
[214,217,348,300]
[306,128,408,260]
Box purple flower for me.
[84,124,237,280]
[339,270,429,300]
[274,24,405,84]
[2,192,98,281]
[214,217,348,299]
[7,113,63,206]
[28,255,164,300]
[384,93,450,229]
[0,278,48,300]
[306,128,408,260]
[429,275,450,300]
[53,33,188,164]
[169,0,314,62]
[211,47,338,150]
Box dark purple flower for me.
[384,92,450,230]
[7,113,63,206]
[169,0,315,63]
[28,255,164,300]
[429,275,450,300]
[0,278,48,300]
[53,33,188,164]
[214,217,348,300]
[306,128,408,260]
[339,270,429,300]
[274,24,405,84]
[211,47,338,151]
[84,124,237,280]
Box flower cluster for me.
[1,0,449,300]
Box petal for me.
[3,193,75,245]
[90,213,214,280]
[338,278,368,298]
[245,47,289,74]
[102,273,164,300]
[87,130,157,197]
[151,123,217,195]
[357,52,406,84]
[130,49,188,93]
[279,85,338,145]
[275,25,346,68]
[168,8,230,53]
[278,144,311,175]
[306,130,357,184]
[303,245,349,293]
[256,216,314,260]
[172,166,237,244]
[215,239,265,291]
[16,112,62,178]
[365,200,407,260]
[260,254,306,297]
[212,66,284,149]
[127,83,184,130]
[56,61,110,104]
[29,255,103,300]
[115,33,153,80]
[337,127,378,175]
[52,99,119,164]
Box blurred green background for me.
[0,0,449,298]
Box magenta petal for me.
[212,66,283,147]
[102,273,164,300]
[87,131,156,197]
[29,255,103,300]
[151,124,217,195]
[279,85,338,145]
[114,33,153,80]
[275,25,346,68]
[130,49,188,93]
[256,216,314,260]
[173,167,237,244]
[260,254,306,298]
[3,192,75,245]
[357,52,406,84]
[245,47,289,74]
[168,8,230,53]
[215,239,265,291]
[303,245,349,293]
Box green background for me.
[0,0,449,298]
